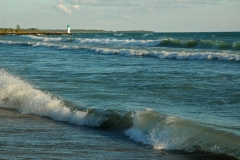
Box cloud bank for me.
[62,0,227,7]
[57,3,72,15]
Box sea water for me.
[0,32,240,159]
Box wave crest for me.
[125,109,240,159]
[21,35,63,42]
[75,38,160,47]
[159,38,240,50]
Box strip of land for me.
[0,28,154,36]
[0,32,72,36]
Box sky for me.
[0,0,240,32]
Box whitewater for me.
[0,32,240,159]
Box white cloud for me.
[73,5,80,10]
[61,0,240,9]
[54,0,239,18]
[57,3,72,15]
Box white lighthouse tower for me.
[67,24,70,34]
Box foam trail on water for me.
[0,40,34,46]
[142,33,153,37]
[113,33,123,37]
[75,38,160,47]
[21,35,63,42]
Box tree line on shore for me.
[0,25,154,34]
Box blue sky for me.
[0,0,240,32]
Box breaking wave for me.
[21,35,63,42]
[87,47,240,61]
[0,40,240,61]
[142,33,153,37]
[125,109,240,159]
[159,38,240,50]
[113,33,123,37]
[75,38,159,47]
[0,70,239,159]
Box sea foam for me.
[21,35,63,42]
[75,38,160,47]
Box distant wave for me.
[88,47,240,61]
[142,33,153,37]
[21,35,160,46]
[113,33,123,37]
[0,69,239,159]
[159,38,240,50]
[18,35,240,50]
[1,40,240,61]
[0,40,34,46]
[21,35,63,42]
[75,38,160,47]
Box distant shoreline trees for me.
[0,25,154,35]
[16,24,21,32]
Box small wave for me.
[0,40,34,46]
[113,33,123,37]
[142,33,153,37]
[88,47,240,61]
[0,70,239,159]
[21,35,63,42]
[159,38,240,50]
[75,38,160,47]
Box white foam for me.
[75,38,160,47]
[21,35,63,42]
[114,33,123,37]
[0,40,33,46]
[142,33,153,37]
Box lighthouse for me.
[67,24,70,34]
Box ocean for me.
[0,32,240,159]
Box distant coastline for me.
[0,28,154,36]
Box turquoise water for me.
[0,32,240,159]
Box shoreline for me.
[0,28,154,36]
[0,32,73,36]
